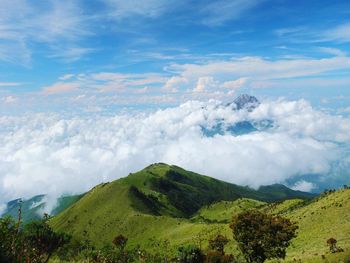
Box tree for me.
[208,235,229,255]
[230,210,298,263]
[113,234,128,251]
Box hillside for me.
[282,189,350,261]
[195,189,350,262]
[2,166,314,224]
[49,163,313,249]
[192,198,266,223]
[3,163,348,262]
[49,174,213,249]
[118,163,310,217]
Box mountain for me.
[202,94,274,137]
[4,163,349,261]
[232,94,260,111]
[49,163,314,248]
[4,163,313,225]
[258,184,315,200]
[2,194,82,223]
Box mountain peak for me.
[233,94,259,110]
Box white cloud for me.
[291,180,316,192]
[0,98,349,212]
[162,55,350,95]
[164,76,188,92]
[169,56,350,80]
[2,96,17,104]
[59,74,75,81]
[194,76,216,92]
[222,77,248,89]
[318,47,347,57]
[0,203,5,215]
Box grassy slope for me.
[50,179,222,252]
[282,189,350,261]
[191,189,350,262]
[50,163,253,249]
[50,163,315,254]
[192,198,266,223]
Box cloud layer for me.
[0,98,349,212]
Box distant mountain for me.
[2,194,82,223]
[232,94,260,111]
[258,184,315,200]
[49,163,314,247]
[202,94,273,137]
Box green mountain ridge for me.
[2,163,314,223]
[48,163,316,249]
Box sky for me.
[0,0,349,112]
[0,0,350,211]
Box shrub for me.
[177,244,204,263]
[326,238,343,253]
[113,234,128,251]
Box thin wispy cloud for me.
[0,0,91,64]
[0,82,22,87]
[102,0,174,19]
[26,54,350,109]
[276,23,350,44]
[317,47,347,57]
[42,82,81,94]
[324,22,350,43]
[199,0,264,26]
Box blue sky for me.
[0,0,350,113]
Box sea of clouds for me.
[0,98,350,214]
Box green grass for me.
[192,198,266,223]
[282,189,350,261]
[50,180,227,252]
